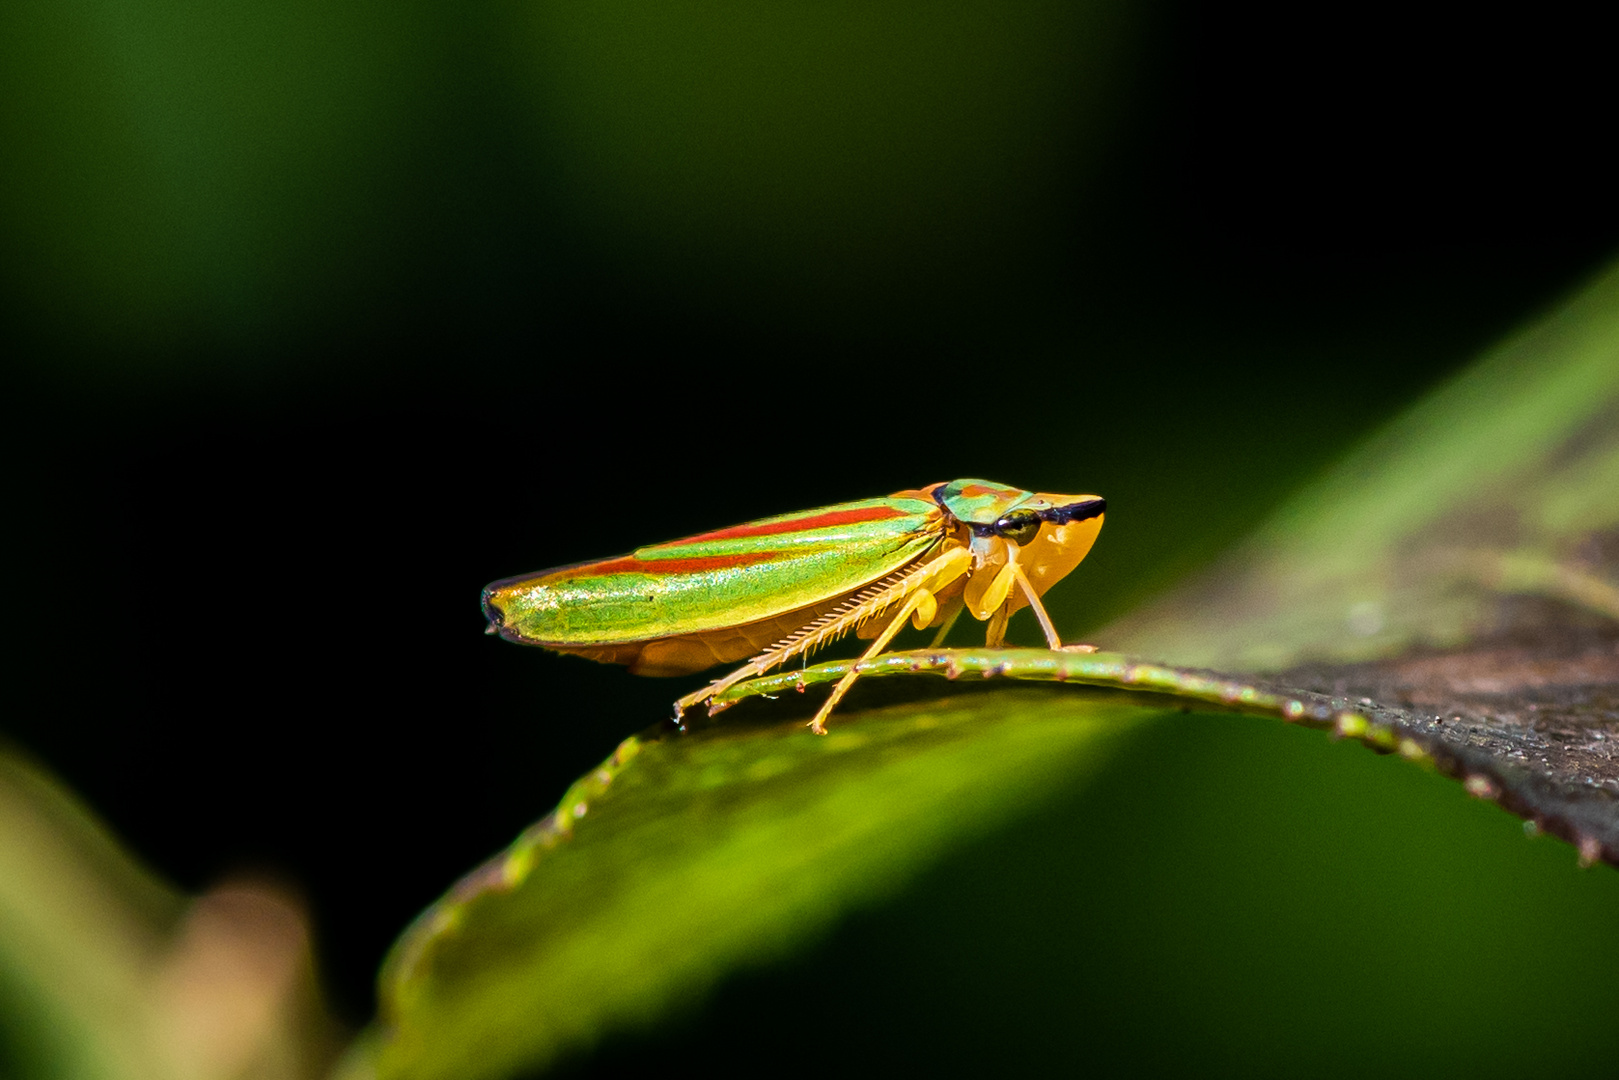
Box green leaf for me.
[1099,259,1619,870]
[0,749,337,1080]
[1104,260,1619,671]
[361,259,1619,1080]
[359,692,1151,1080]
[714,644,1619,868]
[0,750,183,1080]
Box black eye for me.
[993,509,1041,545]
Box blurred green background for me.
[2,0,1615,1075]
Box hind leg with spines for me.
[808,583,939,734]
[675,545,974,728]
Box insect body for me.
[482,480,1105,734]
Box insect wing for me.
[482,494,946,652]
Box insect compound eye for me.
[993,509,1041,546]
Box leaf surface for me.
[362,691,1151,1080]
[362,260,1619,1080]
[1101,261,1619,865]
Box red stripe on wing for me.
[680,503,917,543]
[547,550,782,580]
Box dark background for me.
[3,1,1615,1072]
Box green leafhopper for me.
[482,480,1105,733]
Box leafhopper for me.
[482,479,1105,734]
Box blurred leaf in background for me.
[0,0,425,370]
[0,749,337,1080]
[509,0,1143,331]
[0,0,1146,379]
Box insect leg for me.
[1007,558,1063,648]
[808,585,936,736]
[910,588,939,629]
[926,598,964,647]
[677,545,974,723]
[983,604,1010,648]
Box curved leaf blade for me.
[360,258,1619,1080]
[363,693,1151,1080]
[1104,260,1619,671]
